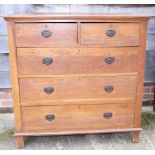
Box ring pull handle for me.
[105,56,115,64]
[106,29,116,37]
[45,114,55,121]
[103,112,113,119]
[104,85,114,92]
[44,87,54,94]
[42,58,53,65]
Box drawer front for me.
[19,76,136,102]
[15,23,77,47]
[81,23,139,46]
[22,104,134,131]
[17,47,138,76]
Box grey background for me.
[0,4,155,88]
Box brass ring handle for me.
[44,87,54,94]
[103,112,113,119]
[104,85,114,92]
[105,56,115,64]
[41,29,52,38]
[45,114,55,121]
[42,58,53,65]
[106,29,116,37]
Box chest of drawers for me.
[4,14,150,148]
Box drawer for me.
[19,76,136,102]
[15,23,77,47]
[81,23,139,46]
[17,47,138,76]
[21,104,134,131]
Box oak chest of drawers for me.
[4,14,150,148]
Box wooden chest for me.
[4,14,150,148]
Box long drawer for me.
[19,76,137,102]
[21,103,135,131]
[15,23,78,47]
[17,47,138,76]
[81,23,139,46]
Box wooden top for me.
[4,13,151,22]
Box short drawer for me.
[81,23,139,46]
[19,76,137,103]
[15,23,77,47]
[17,47,138,76]
[21,103,134,131]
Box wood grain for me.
[20,98,133,106]
[4,13,150,22]
[132,131,141,143]
[18,73,137,78]
[19,76,137,102]
[17,47,138,76]
[21,103,135,131]
[15,128,142,137]
[7,21,22,131]
[81,23,139,46]
[134,21,148,128]
[7,21,24,148]
[4,14,150,147]
[16,136,24,148]
[15,23,78,47]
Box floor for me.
[0,106,155,150]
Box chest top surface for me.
[4,13,150,22]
